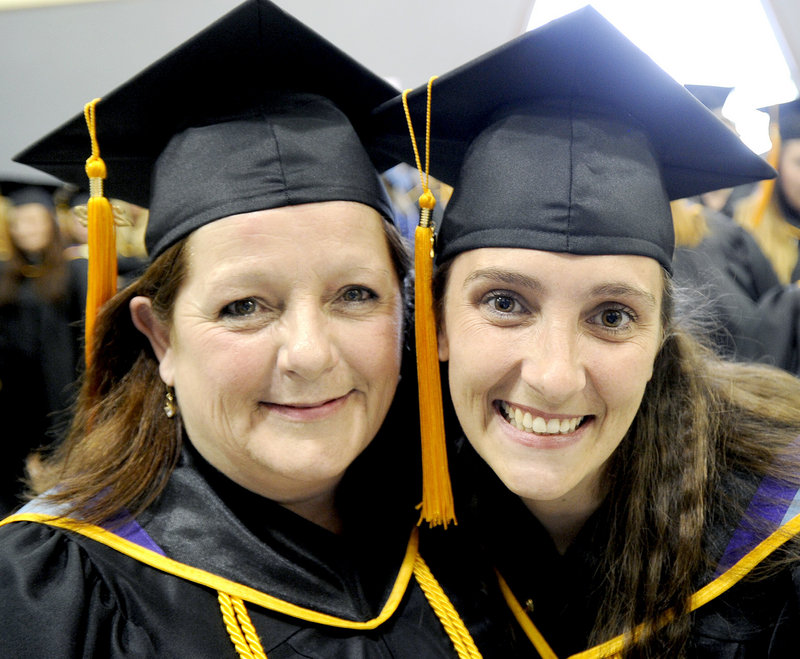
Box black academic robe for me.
[447,441,800,658]
[0,446,501,658]
[0,257,87,515]
[672,212,800,375]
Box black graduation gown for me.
[448,441,800,658]
[0,447,480,658]
[672,212,800,375]
[0,257,87,516]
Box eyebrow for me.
[589,283,658,309]
[463,267,657,308]
[463,268,544,292]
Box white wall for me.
[0,0,533,182]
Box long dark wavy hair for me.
[28,218,414,527]
[434,260,800,658]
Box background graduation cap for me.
[761,98,800,142]
[0,180,59,211]
[370,5,774,271]
[749,97,800,229]
[14,0,399,260]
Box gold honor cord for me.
[218,590,267,659]
[83,99,118,368]
[497,511,800,658]
[414,553,483,658]
[402,76,456,528]
[0,514,416,629]
[2,515,481,658]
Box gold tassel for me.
[83,99,118,368]
[752,108,782,229]
[403,78,456,528]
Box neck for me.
[522,482,605,554]
[282,492,342,534]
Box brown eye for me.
[493,295,515,312]
[601,309,624,327]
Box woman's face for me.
[439,248,663,514]
[779,139,800,213]
[135,201,404,504]
[8,203,54,254]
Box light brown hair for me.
[28,218,411,527]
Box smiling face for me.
[439,248,663,519]
[132,201,404,507]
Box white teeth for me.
[522,412,533,429]
[500,401,584,436]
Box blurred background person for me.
[685,84,758,217]
[671,197,800,374]
[735,98,800,284]
[0,181,87,515]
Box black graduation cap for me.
[0,179,61,211]
[369,6,775,272]
[685,84,734,112]
[760,98,800,142]
[14,0,398,258]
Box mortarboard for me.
[0,180,59,212]
[14,0,398,260]
[760,98,800,142]
[685,84,734,113]
[13,0,401,391]
[370,6,775,273]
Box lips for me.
[498,401,587,436]
[263,392,352,421]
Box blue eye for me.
[222,298,258,317]
[340,286,376,303]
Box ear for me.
[130,296,175,386]
[437,322,449,362]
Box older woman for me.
[375,8,800,658]
[0,2,494,657]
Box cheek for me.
[445,330,508,413]
[174,330,272,392]
[590,349,654,419]
[344,318,403,388]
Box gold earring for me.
[164,387,177,418]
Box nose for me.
[519,319,586,404]
[276,302,338,380]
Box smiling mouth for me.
[262,393,352,420]
[498,401,588,435]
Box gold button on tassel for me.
[403,77,456,528]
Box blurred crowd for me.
[0,182,147,515]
